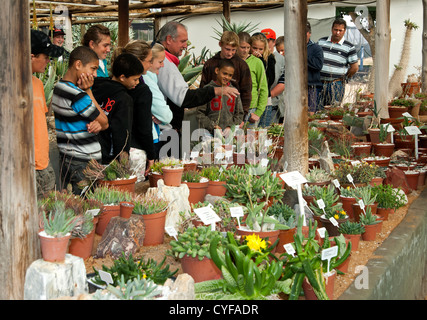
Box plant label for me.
[316,199,325,209]
[230,206,244,218]
[225,150,233,158]
[332,179,340,189]
[190,151,199,159]
[329,217,339,226]
[98,270,113,285]
[194,206,221,226]
[215,152,224,160]
[80,186,89,197]
[346,174,354,183]
[385,124,395,132]
[86,209,100,218]
[317,227,326,238]
[321,246,338,261]
[358,199,365,210]
[404,126,422,136]
[402,112,413,119]
[280,171,307,190]
[165,226,178,240]
[284,243,296,257]
[351,160,361,166]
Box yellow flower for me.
[334,214,339,220]
[245,234,267,252]
[341,210,346,216]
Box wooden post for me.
[422,0,427,93]
[283,0,308,174]
[223,0,231,23]
[118,0,129,47]
[374,0,391,119]
[0,0,39,299]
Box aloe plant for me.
[308,185,341,218]
[305,168,331,183]
[85,186,132,205]
[133,193,168,215]
[105,275,161,300]
[42,202,77,238]
[358,206,380,225]
[211,15,260,41]
[338,220,365,235]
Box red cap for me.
[261,28,276,40]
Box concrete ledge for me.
[339,187,427,300]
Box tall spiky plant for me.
[388,19,419,99]
[212,15,260,41]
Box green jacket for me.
[246,55,268,117]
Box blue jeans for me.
[308,86,322,113]
[317,80,345,110]
[258,105,280,128]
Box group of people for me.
[31,18,359,197]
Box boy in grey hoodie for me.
[197,59,244,137]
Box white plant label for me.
[385,124,395,132]
[332,179,340,189]
[80,185,89,196]
[402,112,413,119]
[215,152,224,160]
[346,174,354,183]
[321,246,339,276]
[329,217,339,226]
[260,158,269,167]
[404,126,422,135]
[265,139,273,147]
[225,150,233,158]
[98,270,114,285]
[284,243,296,257]
[190,151,199,159]
[280,171,307,190]
[86,209,100,218]
[316,199,325,209]
[358,199,365,210]
[317,227,326,239]
[230,206,244,218]
[165,226,178,240]
[194,206,221,226]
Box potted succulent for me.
[403,169,420,191]
[302,184,322,207]
[362,155,391,168]
[182,170,209,204]
[308,184,340,228]
[352,186,378,222]
[133,192,169,246]
[167,226,226,283]
[337,220,365,250]
[338,186,357,220]
[82,152,137,193]
[200,166,228,197]
[328,106,346,120]
[148,157,181,187]
[351,142,372,158]
[333,161,376,187]
[305,167,331,187]
[319,206,348,237]
[39,202,78,262]
[388,98,415,118]
[85,186,133,236]
[371,184,407,220]
[373,124,395,157]
[370,165,387,186]
[359,206,381,241]
[68,211,96,259]
[267,202,297,253]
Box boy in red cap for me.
[261,28,276,54]
[31,29,64,198]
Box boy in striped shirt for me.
[52,46,108,194]
[317,18,359,110]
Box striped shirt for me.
[317,36,358,81]
[52,80,102,161]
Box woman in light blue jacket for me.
[143,43,173,159]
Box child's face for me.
[77,60,99,79]
[149,51,165,75]
[31,53,50,74]
[215,66,234,87]
[276,43,285,56]
[219,43,237,60]
[251,40,265,57]
[89,35,111,61]
[120,74,141,90]
[237,41,251,60]
[140,50,153,75]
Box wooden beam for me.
[283,0,308,174]
[0,0,39,299]
[374,0,391,119]
[118,0,129,47]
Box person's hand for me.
[252,50,262,58]
[87,120,102,133]
[239,121,245,129]
[214,86,239,100]
[152,115,162,125]
[249,113,260,123]
[77,73,94,91]
[145,159,154,176]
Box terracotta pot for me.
[381,118,404,131]
[376,217,384,234]
[148,172,163,187]
[98,176,137,193]
[395,163,416,171]
[368,128,381,144]
[183,181,209,204]
[273,147,284,161]
[162,166,184,187]
[141,210,167,246]
[339,196,357,221]
[206,180,227,197]
[363,157,390,167]
[343,233,361,251]
[361,223,377,241]
[68,228,95,259]
[307,181,330,187]
[180,255,222,283]
[276,227,296,253]
[370,177,384,186]
[302,270,336,300]
[404,171,420,191]
[373,143,395,158]
[418,170,426,187]
[39,231,71,263]
[96,205,120,236]
[303,195,316,208]
[336,254,351,274]
[351,143,372,157]
[329,114,343,121]
[236,227,280,253]
[376,207,392,221]
[401,82,421,96]
[388,106,408,119]
[352,203,378,223]
[312,214,323,228]
[395,137,416,152]
[183,162,197,172]
[120,201,134,219]
[320,216,348,237]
